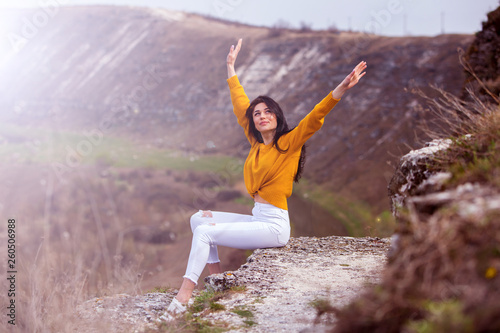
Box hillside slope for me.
[0,6,473,212]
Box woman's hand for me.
[332,61,367,99]
[227,38,242,78]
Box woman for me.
[161,39,367,319]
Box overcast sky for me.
[0,0,498,36]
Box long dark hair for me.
[246,95,306,182]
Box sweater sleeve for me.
[287,93,340,150]
[227,75,255,144]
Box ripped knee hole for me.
[200,210,213,218]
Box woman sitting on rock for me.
[161,38,367,320]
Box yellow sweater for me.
[228,75,340,210]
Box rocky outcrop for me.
[202,237,389,333]
[76,236,390,332]
[387,138,452,218]
[0,6,474,212]
[76,292,176,332]
[464,6,500,102]
[388,136,500,223]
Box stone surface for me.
[76,291,180,332]
[408,182,500,220]
[388,138,452,217]
[203,236,390,332]
[76,236,390,332]
[388,137,500,222]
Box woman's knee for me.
[192,224,213,244]
[190,212,202,232]
[190,210,213,232]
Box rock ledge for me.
[77,236,390,332]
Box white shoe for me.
[157,298,188,322]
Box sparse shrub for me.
[268,19,292,38]
[299,21,313,32]
[327,23,340,34]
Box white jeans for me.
[183,202,290,285]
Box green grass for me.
[231,305,257,328]
[293,178,395,237]
[149,288,233,332]
[242,320,257,327]
[232,196,255,207]
[405,300,474,333]
[229,286,247,292]
[153,314,229,333]
[190,289,226,314]
[443,137,500,189]
[231,306,254,318]
[252,296,265,304]
[210,303,226,311]
[0,124,243,175]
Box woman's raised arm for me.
[331,61,367,100]
[285,61,367,150]
[227,38,242,79]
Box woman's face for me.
[253,102,277,136]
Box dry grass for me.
[410,51,500,189]
[326,67,500,332]
[331,208,500,333]
[12,219,146,332]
